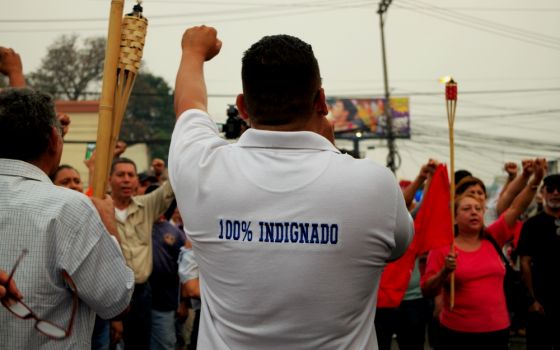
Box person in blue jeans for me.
[146,189,186,350]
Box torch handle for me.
[447,101,457,311]
[92,0,124,198]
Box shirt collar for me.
[235,128,340,153]
[0,158,53,183]
[131,196,144,209]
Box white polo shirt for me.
[169,109,413,350]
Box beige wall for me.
[60,143,149,188]
[58,101,150,187]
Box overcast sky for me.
[2,0,559,184]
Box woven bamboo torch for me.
[445,78,458,310]
[93,1,148,198]
[110,3,148,159]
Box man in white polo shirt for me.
[168,25,414,349]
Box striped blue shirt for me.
[0,159,134,349]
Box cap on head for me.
[543,174,560,188]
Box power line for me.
[430,7,560,13]
[403,87,560,96]
[400,0,560,44]
[395,1,560,51]
[413,125,560,152]
[44,86,560,99]
[0,2,372,33]
[326,87,560,97]
[413,108,560,121]
[0,0,370,25]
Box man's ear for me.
[314,88,329,117]
[47,126,62,156]
[43,126,63,176]
[236,94,250,121]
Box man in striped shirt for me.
[0,88,134,349]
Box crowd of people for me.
[1,25,559,350]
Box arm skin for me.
[520,256,545,314]
[502,158,546,227]
[496,160,533,215]
[174,26,222,118]
[179,240,200,299]
[402,159,437,208]
[0,269,22,299]
[421,252,457,298]
[182,279,200,299]
[90,195,121,243]
[0,47,26,88]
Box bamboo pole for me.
[108,10,148,157]
[445,78,458,310]
[92,0,125,198]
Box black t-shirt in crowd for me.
[517,211,560,310]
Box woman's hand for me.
[443,252,457,276]
[528,300,545,315]
[421,251,458,298]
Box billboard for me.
[326,97,410,138]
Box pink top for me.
[421,213,520,333]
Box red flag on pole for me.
[414,164,454,255]
[376,164,453,308]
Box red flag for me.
[376,247,417,308]
[414,164,453,255]
[376,164,453,308]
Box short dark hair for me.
[241,34,321,125]
[110,157,137,175]
[454,169,472,185]
[0,88,60,161]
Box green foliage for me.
[121,71,175,160]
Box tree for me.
[28,35,105,100]
[28,34,175,159]
[121,71,175,160]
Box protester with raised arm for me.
[168,25,413,349]
[0,47,25,88]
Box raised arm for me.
[0,47,25,88]
[402,159,437,208]
[174,26,222,118]
[502,158,546,227]
[496,160,533,215]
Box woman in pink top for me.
[422,163,544,349]
[422,194,512,349]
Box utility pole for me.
[378,0,398,174]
